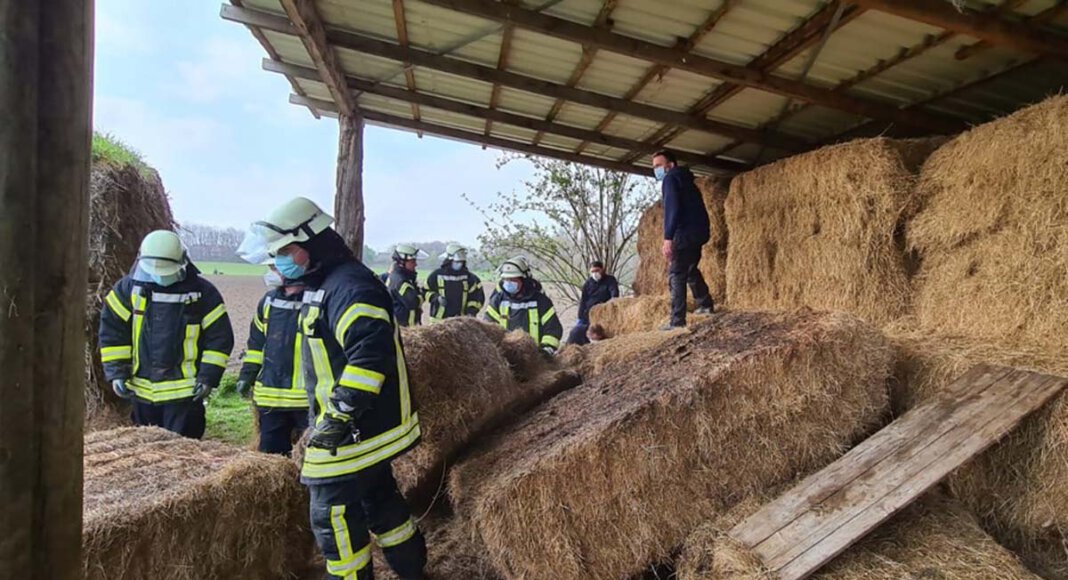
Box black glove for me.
[309,411,358,456]
[235,379,253,399]
[112,379,134,400]
[192,382,214,402]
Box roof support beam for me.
[850,0,1068,59]
[219,5,811,151]
[391,0,423,131]
[956,0,1068,60]
[484,22,516,141]
[266,60,748,172]
[291,95,661,176]
[418,0,961,131]
[278,0,357,118]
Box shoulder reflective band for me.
[105,290,132,321]
[202,303,227,329]
[201,350,229,368]
[335,303,391,345]
[244,349,264,365]
[339,365,384,395]
[375,518,418,548]
[540,307,556,324]
[152,292,202,303]
[100,345,132,362]
[266,298,303,310]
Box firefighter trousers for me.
[257,407,310,456]
[309,462,427,580]
[131,399,206,439]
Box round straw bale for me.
[886,320,1068,578]
[83,426,313,580]
[677,492,1038,579]
[85,161,174,429]
[725,137,944,327]
[449,309,892,580]
[907,96,1068,352]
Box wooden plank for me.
[335,114,365,259]
[956,1,1068,60]
[730,364,1012,548]
[279,0,357,118]
[392,0,423,126]
[729,366,1068,580]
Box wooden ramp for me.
[728,364,1068,580]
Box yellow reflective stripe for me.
[540,307,556,325]
[335,303,391,345]
[394,326,411,422]
[292,333,303,391]
[181,324,200,378]
[201,350,229,368]
[304,413,419,466]
[541,335,561,348]
[253,384,309,408]
[128,377,197,402]
[339,365,384,395]
[308,338,335,422]
[131,292,147,374]
[302,419,421,479]
[485,306,503,323]
[327,506,371,577]
[375,518,417,548]
[105,291,132,321]
[202,303,226,329]
[100,345,132,362]
[408,310,416,326]
[254,316,267,333]
[528,309,540,342]
[399,282,414,295]
[245,349,263,365]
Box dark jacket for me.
[238,286,308,409]
[387,268,423,327]
[483,278,563,353]
[577,274,620,323]
[298,258,420,485]
[426,261,485,320]
[662,166,710,250]
[99,265,234,403]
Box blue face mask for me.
[502,280,521,295]
[451,261,464,271]
[275,254,306,280]
[654,166,667,182]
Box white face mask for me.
[263,269,284,289]
[591,272,603,281]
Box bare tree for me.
[468,155,656,306]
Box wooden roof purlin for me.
[222,0,1068,176]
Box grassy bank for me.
[205,375,256,446]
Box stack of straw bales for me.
[725,137,943,327]
[394,318,579,503]
[448,310,892,579]
[86,161,174,429]
[677,492,1038,579]
[633,176,729,303]
[588,295,711,337]
[83,426,312,580]
[559,328,685,381]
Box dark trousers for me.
[131,399,206,439]
[258,407,310,456]
[567,321,590,345]
[669,245,714,326]
[309,463,427,580]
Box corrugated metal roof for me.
[227,0,1068,175]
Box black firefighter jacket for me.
[387,268,424,327]
[425,264,485,320]
[483,278,563,353]
[238,286,309,409]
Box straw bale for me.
[393,319,578,504]
[449,310,892,580]
[633,176,729,304]
[678,492,1038,579]
[85,161,175,429]
[558,328,686,381]
[886,321,1068,578]
[588,295,711,337]
[467,321,547,382]
[907,96,1068,351]
[83,426,312,580]
[725,137,944,327]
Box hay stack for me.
[83,426,312,580]
[725,137,943,327]
[558,328,685,380]
[677,492,1038,579]
[633,176,729,303]
[449,310,892,580]
[887,322,1068,578]
[588,295,711,337]
[376,510,500,580]
[395,318,577,503]
[908,96,1068,351]
[86,161,175,429]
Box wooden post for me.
[335,114,365,260]
[0,1,93,579]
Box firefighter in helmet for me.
[425,243,485,321]
[483,256,563,356]
[386,244,429,327]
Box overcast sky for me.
[93,0,538,250]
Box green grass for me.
[205,375,256,446]
[92,131,153,176]
[198,261,268,276]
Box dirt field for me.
[208,275,580,371]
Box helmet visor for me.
[138,255,185,277]
[237,227,273,264]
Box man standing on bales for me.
[484,256,563,357]
[653,149,715,329]
[425,243,485,320]
[98,230,234,438]
[567,260,619,345]
[243,197,427,580]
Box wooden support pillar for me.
[0,2,93,579]
[335,114,365,260]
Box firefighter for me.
[425,243,485,320]
[98,230,234,439]
[387,244,427,327]
[235,262,309,456]
[243,197,426,580]
[484,256,563,356]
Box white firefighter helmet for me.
[249,197,334,256]
[498,256,531,280]
[393,244,429,262]
[137,230,188,276]
[442,243,467,262]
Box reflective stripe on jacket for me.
[299,261,420,484]
[483,279,562,353]
[98,272,234,403]
[387,269,423,327]
[425,266,484,319]
[238,289,308,409]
